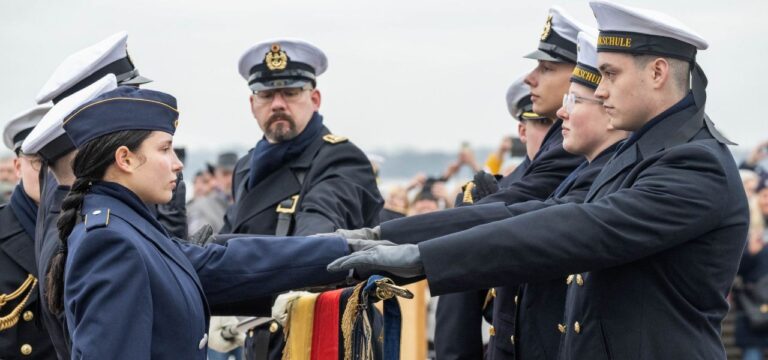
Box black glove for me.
[335,226,381,240]
[347,238,396,252]
[189,224,215,246]
[471,171,500,202]
[327,244,424,279]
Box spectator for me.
[735,173,768,360]
[742,141,768,173]
[187,154,237,235]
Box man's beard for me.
[264,112,298,142]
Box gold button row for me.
[566,274,584,286]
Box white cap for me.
[506,76,546,121]
[238,39,328,91]
[570,32,602,89]
[3,105,51,152]
[525,6,597,63]
[35,31,151,105]
[23,74,118,161]
[576,31,599,69]
[590,1,707,60]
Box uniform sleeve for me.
[292,142,383,236]
[477,146,583,206]
[178,235,349,306]
[65,229,152,359]
[420,144,734,295]
[380,202,515,244]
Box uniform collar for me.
[0,205,37,274]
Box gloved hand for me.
[471,171,500,202]
[335,226,381,240]
[189,224,215,246]
[207,316,245,353]
[347,238,396,252]
[327,244,424,278]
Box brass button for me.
[510,335,515,344]
[558,323,567,334]
[566,275,574,285]
[23,310,34,321]
[576,274,584,286]
[269,321,279,333]
[514,295,519,305]
[20,344,32,355]
[489,325,496,336]
[574,321,581,334]
[489,288,496,298]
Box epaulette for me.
[323,134,348,144]
[84,208,111,231]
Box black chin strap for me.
[690,62,735,145]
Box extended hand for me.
[335,226,381,240]
[327,244,424,278]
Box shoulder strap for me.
[274,134,327,236]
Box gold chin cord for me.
[0,274,38,331]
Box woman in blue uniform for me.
[44,86,351,359]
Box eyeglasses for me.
[562,93,603,114]
[253,86,311,104]
[18,153,43,172]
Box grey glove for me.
[335,226,381,240]
[327,244,425,278]
[347,238,396,252]
[189,224,215,246]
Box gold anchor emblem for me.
[265,44,288,71]
[540,14,553,41]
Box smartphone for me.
[509,137,526,157]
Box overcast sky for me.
[2,0,766,154]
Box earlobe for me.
[312,90,321,110]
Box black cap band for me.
[571,63,602,89]
[12,128,34,151]
[248,61,317,88]
[52,57,138,104]
[38,134,75,163]
[596,31,697,62]
[539,29,578,63]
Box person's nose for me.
[524,69,537,88]
[594,81,608,100]
[270,92,288,111]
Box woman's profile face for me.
[129,131,183,204]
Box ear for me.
[13,157,21,178]
[518,122,528,144]
[649,58,671,90]
[311,89,321,110]
[113,145,136,174]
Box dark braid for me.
[46,130,151,315]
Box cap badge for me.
[540,14,553,41]
[265,44,288,71]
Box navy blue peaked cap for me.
[63,86,179,148]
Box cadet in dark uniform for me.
[22,32,164,360]
[329,2,748,359]
[222,39,382,237]
[433,76,553,360]
[0,105,56,359]
[42,86,355,360]
[337,8,590,359]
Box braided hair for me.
[46,130,151,315]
